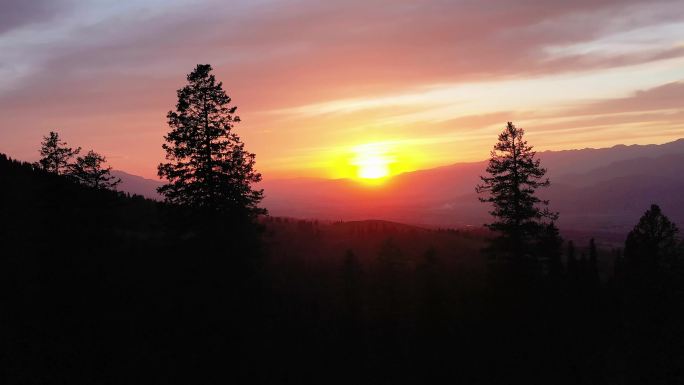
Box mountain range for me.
[113,138,684,237]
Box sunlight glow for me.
[352,143,394,180]
[322,139,425,182]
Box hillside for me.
[261,217,487,270]
[0,155,495,383]
[2,150,681,384]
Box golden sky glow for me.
[1,1,683,181]
[352,143,393,180]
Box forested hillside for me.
[2,152,684,384]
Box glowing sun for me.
[352,143,394,180]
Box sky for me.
[1,0,683,180]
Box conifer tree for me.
[567,240,578,281]
[342,249,363,318]
[476,122,558,261]
[38,131,80,174]
[157,64,264,218]
[537,222,564,277]
[376,238,406,312]
[588,238,600,283]
[69,150,120,190]
[612,248,624,277]
[417,247,441,313]
[625,204,680,273]
[343,249,362,288]
[578,252,588,282]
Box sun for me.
[352,143,393,181]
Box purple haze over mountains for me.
[114,139,684,236]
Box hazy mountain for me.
[112,170,162,200]
[112,139,684,236]
[257,139,684,235]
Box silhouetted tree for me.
[567,240,578,281]
[416,247,440,295]
[342,249,363,320]
[476,122,558,262]
[416,247,443,324]
[612,248,624,277]
[157,64,264,218]
[69,150,120,190]
[624,204,680,275]
[376,238,408,316]
[537,222,564,277]
[621,205,683,384]
[38,131,80,174]
[578,252,588,283]
[419,246,439,272]
[588,238,600,283]
[377,238,406,274]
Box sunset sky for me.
[1,0,683,180]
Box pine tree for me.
[342,249,363,318]
[417,247,441,311]
[578,252,588,282]
[612,248,624,277]
[625,204,680,274]
[476,122,558,261]
[567,240,578,281]
[38,131,80,174]
[69,150,120,190]
[376,238,406,313]
[537,222,564,278]
[588,238,600,283]
[157,64,264,218]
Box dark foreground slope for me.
[2,154,684,384]
[0,154,262,383]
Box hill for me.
[112,170,163,200]
[0,154,495,383]
[3,150,682,384]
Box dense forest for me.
[1,64,683,384]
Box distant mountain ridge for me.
[112,170,162,200]
[114,139,684,235]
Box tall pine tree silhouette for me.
[158,64,265,218]
[476,122,558,262]
[38,131,80,174]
